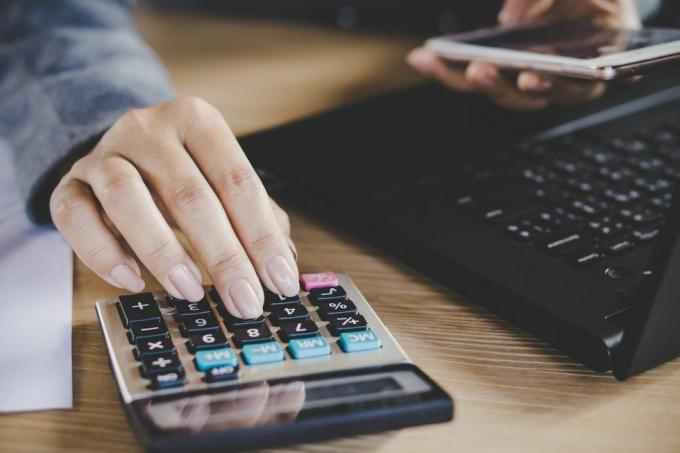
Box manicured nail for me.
[109,263,145,293]
[229,279,262,319]
[267,255,300,297]
[520,72,552,92]
[407,49,435,74]
[168,263,204,302]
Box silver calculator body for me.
[96,272,453,452]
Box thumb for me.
[499,0,555,26]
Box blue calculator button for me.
[338,330,381,353]
[288,336,331,359]
[242,341,284,365]
[194,347,238,371]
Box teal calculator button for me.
[288,336,331,359]
[242,341,284,365]
[194,347,238,371]
[338,330,381,353]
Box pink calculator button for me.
[300,272,339,291]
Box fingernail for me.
[228,279,262,319]
[469,65,497,90]
[407,49,435,74]
[520,72,552,92]
[109,264,145,293]
[267,255,300,297]
[168,263,204,302]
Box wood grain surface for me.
[2,10,679,453]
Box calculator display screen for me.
[136,370,430,435]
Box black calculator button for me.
[327,314,368,336]
[278,320,320,342]
[316,299,357,320]
[217,304,266,330]
[231,324,273,348]
[134,337,175,359]
[117,293,161,328]
[308,286,347,304]
[269,304,309,325]
[149,371,185,389]
[180,313,220,337]
[174,298,212,318]
[140,353,183,378]
[127,318,169,344]
[204,365,239,383]
[187,330,229,353]
[264,290,300,308]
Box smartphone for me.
[426,21,680,80]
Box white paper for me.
[0,141,73,412]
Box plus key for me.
[117,293,162,328]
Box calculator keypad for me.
[109,272,388,393]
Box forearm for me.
[0,0,175,224]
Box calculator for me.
[96,272,453,452]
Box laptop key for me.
[632,225,661,243]
[603,238,636,255]
[538,233,588,256]
[568,250,604,267]
[117,293,161,328]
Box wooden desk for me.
[2,11,680,453]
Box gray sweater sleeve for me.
[0,0,175,224]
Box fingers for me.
[466,62,549,111]
[50,178,145,293]
[407,48,476,93]
[270,198,297,261]
[499,0,554,25]
[174,98,299,300]
[517,70,606,105]
[72,154,204,302]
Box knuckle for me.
[170,182,213,211]
[117,108,151,130]
[218,167,261,200]
[146,236,176,263]
[177,96,216,117]
[209,249,248,279]
[97,168,137,205]
[248,229,281,257]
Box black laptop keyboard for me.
[440,114,680,268]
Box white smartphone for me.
[426,21,680,80]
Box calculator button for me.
[264,290,300,308]
[269,304,309,325]
[278,320,320,342]
[149,371,185,389]
[338,330,381,353]
[127,318,169,344]
[308,286,347,304]
[194,347,238,371]
[174,298,212,318]
[117,293,161,328]
[218,305,266,330]
[204,365,239,382]
[300,272,339,291]
[316,299,357,320]
[288,336,331,359]
[180,313,220,337]
[242,342,284,365]
[231,324,274,348]
[327,313,368,336]
[209,287,222,305]
[140,353,183,377]
[187,330,228,353]
[134,337,175,359]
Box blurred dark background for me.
[147,0,679,34]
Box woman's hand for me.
[407,0,641,111]
[50,97,299,319]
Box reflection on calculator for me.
[96,272,453,452]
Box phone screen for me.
[456,22,680,59]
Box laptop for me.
[241,71,680,379]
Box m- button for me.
[117,293,161,328]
